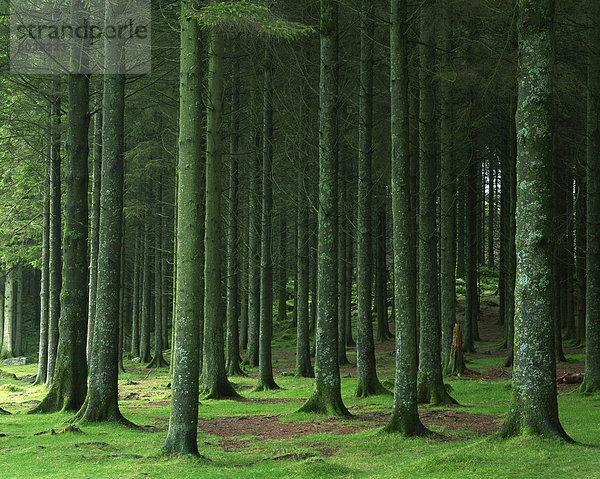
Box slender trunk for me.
[1,266,15,358]
[87,111,102,364]
[356,0,386,396]
[131,230,141,358]
[416,0,456,405]
[46,82,62,386]
[140,223,152,363]
[202,29,237,399]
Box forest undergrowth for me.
[0,297,598,479]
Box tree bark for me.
[499,0,571,440]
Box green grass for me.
[1,317,600,477]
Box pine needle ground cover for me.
[1,304,599,478]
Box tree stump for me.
[445,323,467,377]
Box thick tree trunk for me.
[73,59,129,423]
[384,0,429,436]
[31,57,90,413]
[499,0,571,440]
[299,0,349,416]
[162,0,203,455]
[582,0,600,393]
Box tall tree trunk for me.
[140,223,152,363]
[202,29,237,399]
[46,82,62,386]
[278,217,288,325]
[31,28,90,412]
[356,0,387,397]
[34,145,51,385]
[575,157,586,347]
[385,0,429,436]
[296,158,313,377]
[148,179,168,368]
[298,0,349,416]
[337,161,350,365]
[131,230,141,358]
[256,42,279,392]
[162,0,203,455]
[582,0,600,393]
[465,103,478,354]
[87,111,102,365]
[416,0,456,405]
[488,159,495,268]
[14,266,22,356]
[73,51,129,422]
[499,0,570,441]
[226,63,244,377]
[246,134,261,367]
[439,2,456,370]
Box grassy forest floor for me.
[1,294,600,478]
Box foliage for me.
[190,1,314,40]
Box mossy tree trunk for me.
[299,0,349,416]
[498,0,571,441]
[439,1,456,369]
[46,81,62,386]
[162,0,203,456]
[256,42,279,392]
[337,160,350,365]
[375,205,393,342]
[202,29,238,399]
[384,0,429,436]
[226,63,244,377]
[416,0,456,406]
[582,0,600,393]
[277,217,288,326]
[31,37,90,412]
[86,111,102,365]
[356,0,387,397]
[73,47,129,422]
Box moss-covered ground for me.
[1,297,599,478]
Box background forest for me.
[0,0,599,477]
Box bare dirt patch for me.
[197,409,500,451]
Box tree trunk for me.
[31,44,90,412]
[439,2,456,369]
[226,63,244,377]
[416,0,456,406]
[73,56,129,423]
[499,0,570,441]
[34,146,51,385]
[202,29,238,399]
[140,223,152,364]
[256,42,279,392]
[46,81,62,386]
[131,230,141,358]
[1,266,15,358]
[87,111,102,365]
[356,0,387,397]
[582,0,600,393]
[298,0,349,416]
[384,0,430,436]
[162,0,203,455]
